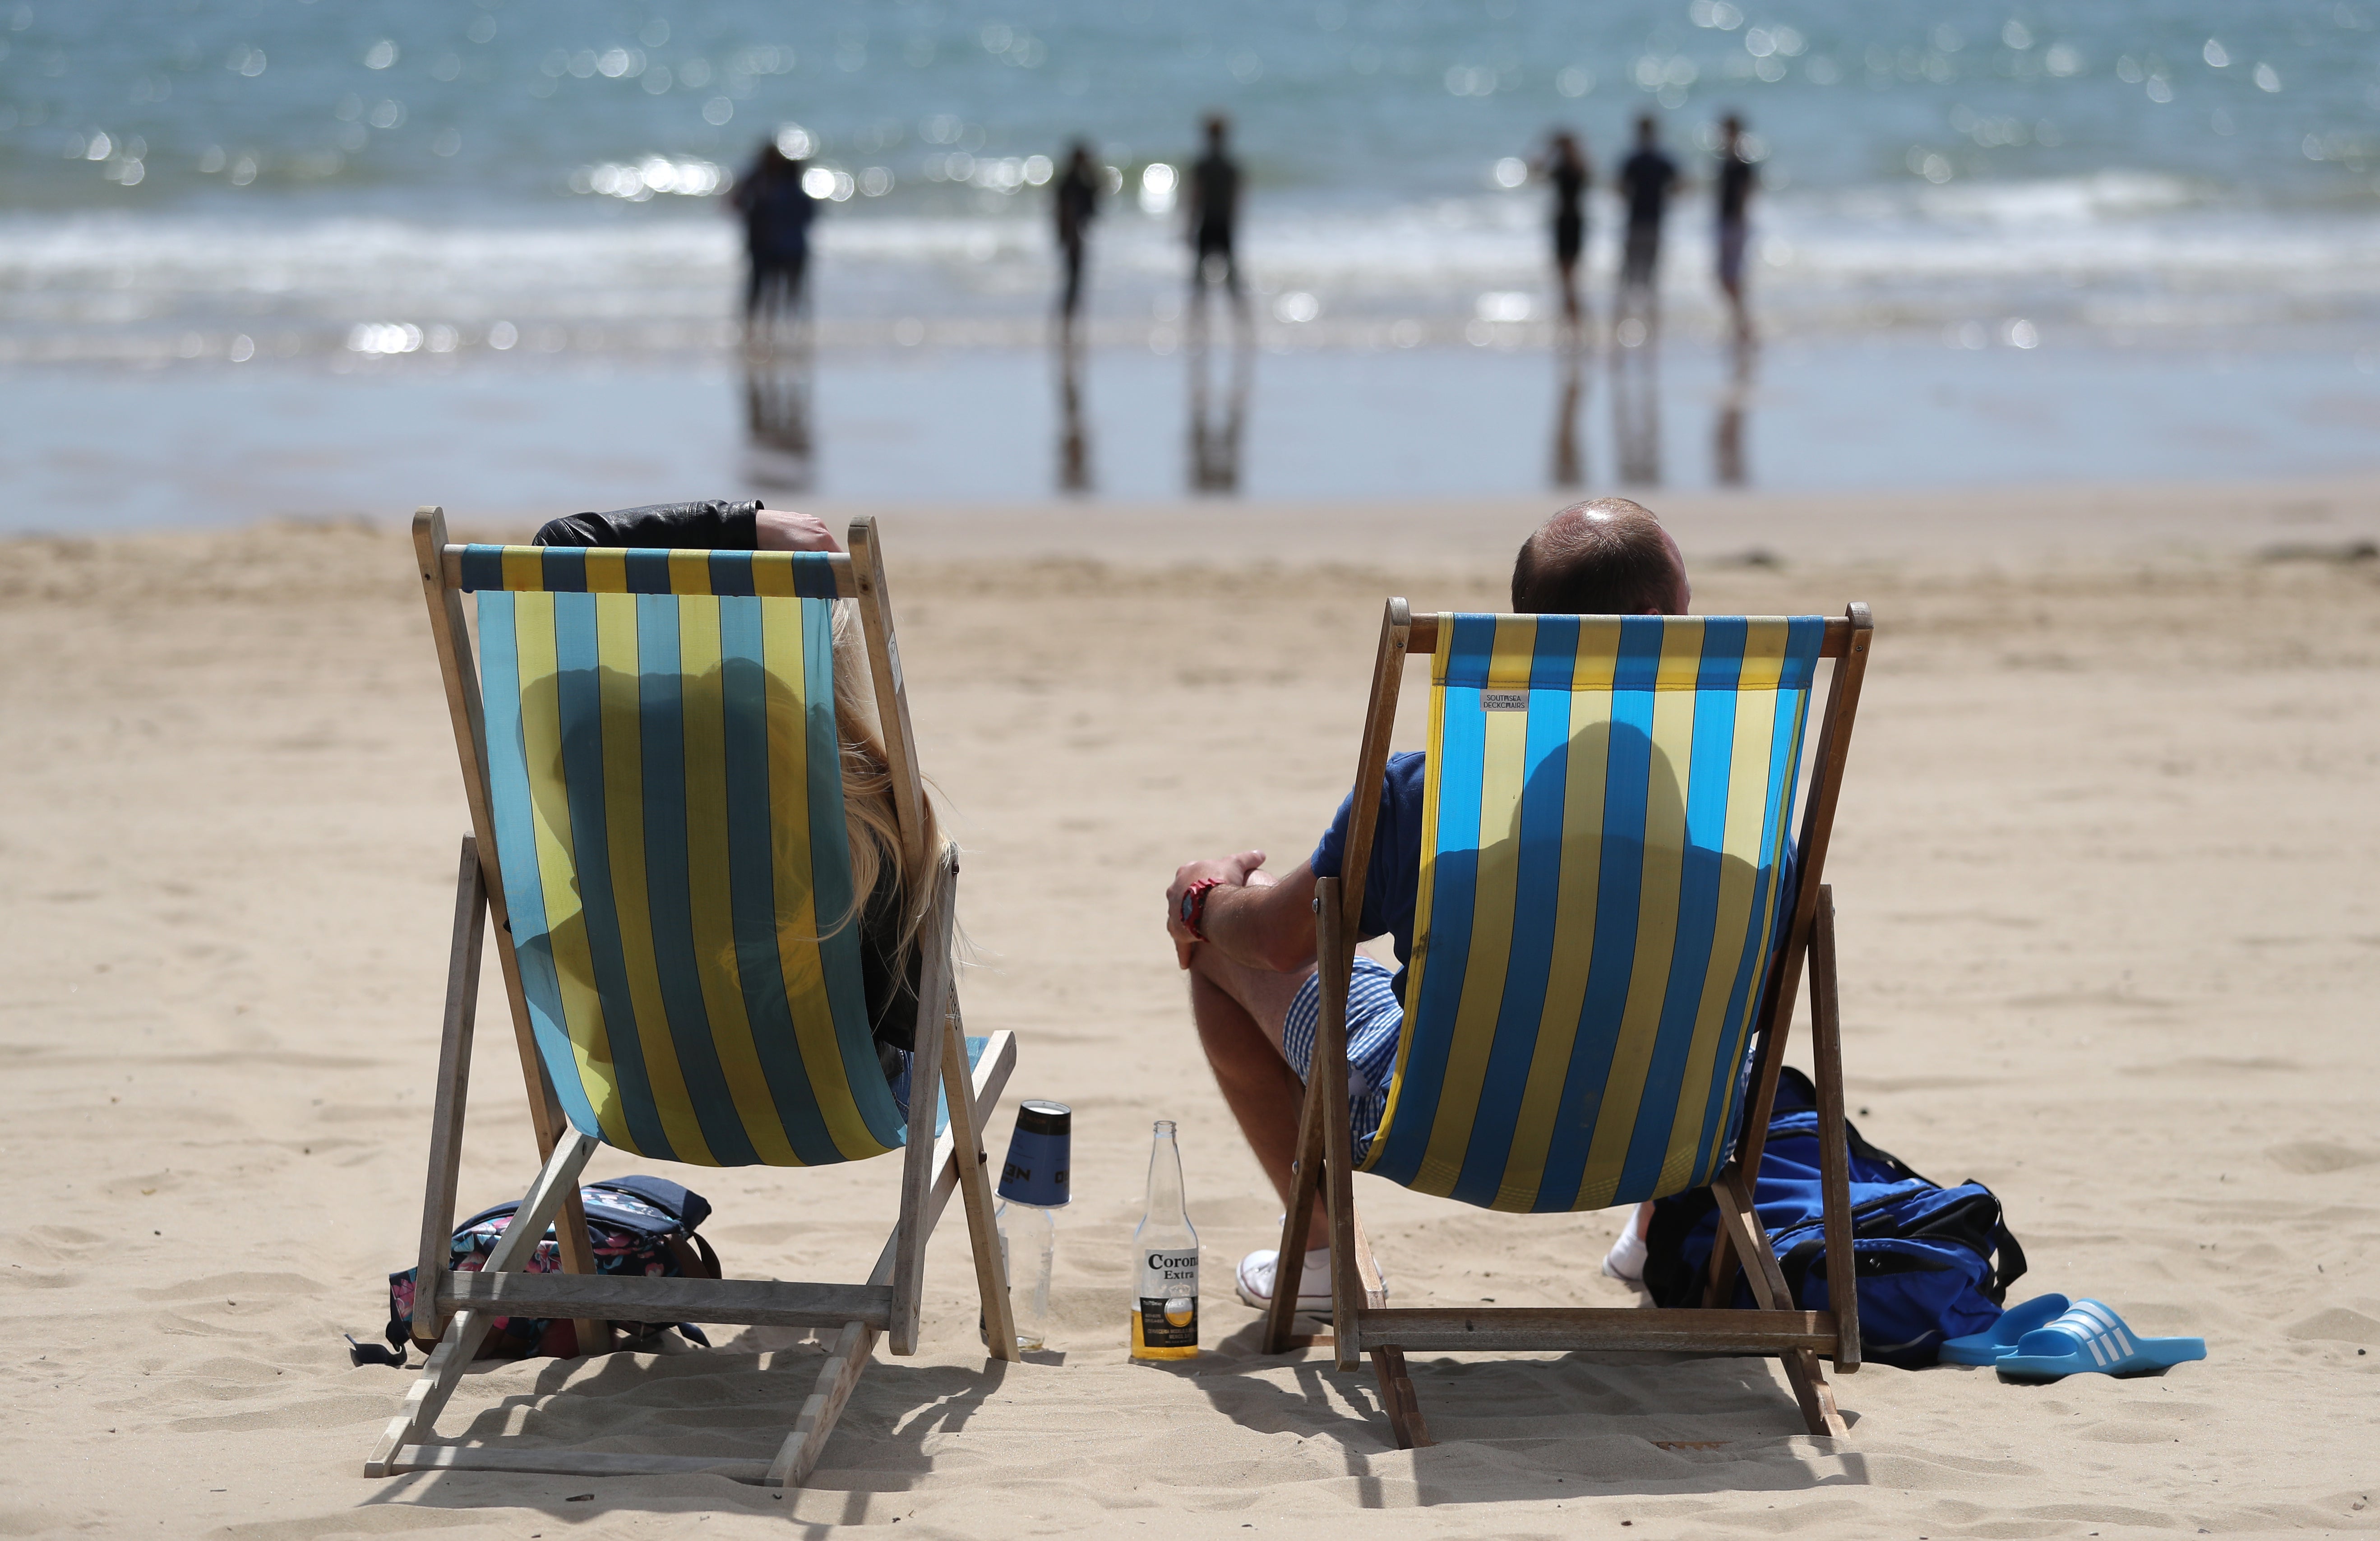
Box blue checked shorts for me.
[1281,955,1405,1163]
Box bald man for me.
[1164,498,1691,1311]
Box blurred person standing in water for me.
[1615,114,1678,328]
[1539,130,1591,335]
[1054,141,1101,332]
[1186,113,1248,330]
[732,140,818,331]
[1714,114,1759,346]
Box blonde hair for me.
[816,602,954,968]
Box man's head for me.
[1204,113,1229,148]
[1721,113,1743,148]
[1636,112,1659,145]
[1510,498,1690,616]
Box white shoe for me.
[1235,1246,1337,1312]
[1602,1227,1648,1285]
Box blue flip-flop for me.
[1995,1299,2206,1382]
[1938,1292,2070,1366]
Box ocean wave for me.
[3,175,2377,364]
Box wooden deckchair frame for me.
[1261,600,1873,1449]
[366,509,1016,1487]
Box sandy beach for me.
[4,480,2378,1537]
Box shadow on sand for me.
[357,1342,1012,1527]
[1176,1316,1870,1506]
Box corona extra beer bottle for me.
[1129,1120,1199,1360]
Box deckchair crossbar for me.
[1405,611,1856,657]
[438,542,857,598]
[390,1446,774,1482]
[439,1272,894,1330]
[1352,1306,1836,1355]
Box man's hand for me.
[754,507,841,553]
[1166,849,1266,969]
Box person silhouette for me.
[1539,131,1591,333]
[1054,140,1101,332]
[731,142,818,335]
[1616,114,1678,329]
[1714,114,1759,346]
[1186,113,1248,332]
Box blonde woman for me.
[533,500,955,1102]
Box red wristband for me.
[1178,877,1225,941]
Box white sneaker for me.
[1235,1246,1337,1312]
[1602,1227,1648,1285]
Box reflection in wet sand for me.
[1715,341,1754,488]
[1551,341,1588,489]
[1188,332,1249,495]
[743,311,815,494]
[1612,335,1660,488]
[1056,335,1093,495]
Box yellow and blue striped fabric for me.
[464,546,903,1167]
[1360,614,1823,1213]
[457,543,845,600]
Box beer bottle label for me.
[1135,1247,1199,1351]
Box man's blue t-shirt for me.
[1310,751,1427,997]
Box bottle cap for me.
[998,1100,1071,1207]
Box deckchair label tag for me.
[1479,690,1529,711]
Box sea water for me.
[2,0,2377,518]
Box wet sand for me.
[10,339,2380,531]
[3,480,2377,1536]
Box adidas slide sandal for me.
[1938,1293,2070,1366]
[1996,1299,2206,1383]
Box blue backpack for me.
[1643,1067,2026,1368]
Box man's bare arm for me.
[1165,853,1318,974]
[1204,860,1319,974]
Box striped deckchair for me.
[366,508,1016,1488]
[1262,602,1873,1449]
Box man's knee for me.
[1191,950,1311,1046]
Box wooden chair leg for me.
[411,838,485,1348]
[1701,1225,1739,1309]
[366,1130,599,1475]
[1348,1205,1388,1310]
[1716,1169,1846,1438]
[1807,886,1860,1372]
[764,1030,1017,1488]
[768,1319,876,1488]
[1313,879,1365,1372]
[1262,1054,1331,1353]
[1780,1348,1847,1438]
[1368,1347,1433,1449]
[942,1005,1017,1362]
[890,869,959,1358]
[1713,1169,1786,1309]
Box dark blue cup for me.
[997,1100,1071,1207]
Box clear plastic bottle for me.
[1129,1120,1199,1361]
[995,1198,1056,1352]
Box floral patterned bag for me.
[359,1177,722,1365]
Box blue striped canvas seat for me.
[1360,613,1825,1213]
[458,543,903,1168]
[376,512,1022,1485]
